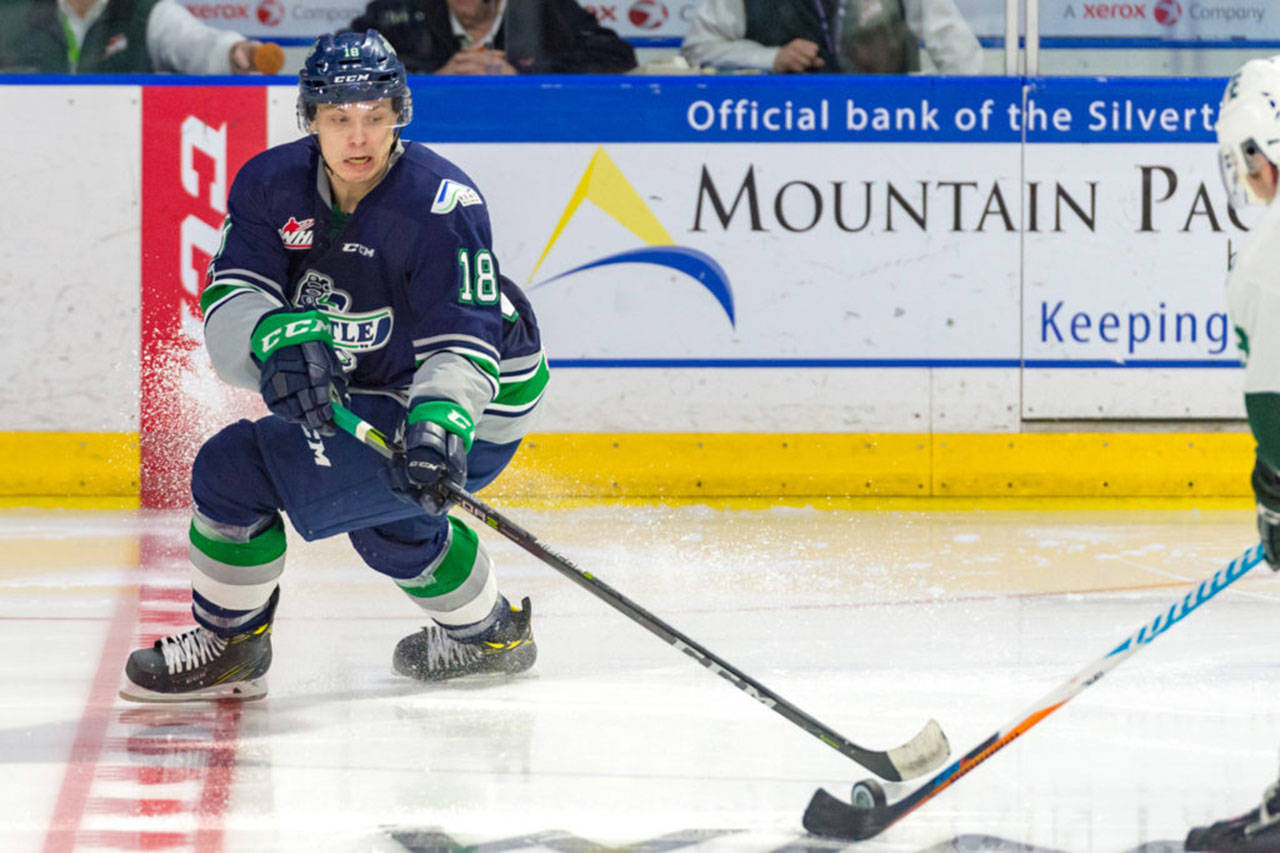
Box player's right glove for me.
[385,403,473,516]
[250,308,347,436]
[1251,457,1280,568]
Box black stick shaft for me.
[444,481,904,779]
[329,400,941,781]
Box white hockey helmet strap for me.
[1216,55,1280,207]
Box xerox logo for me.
[628,0,668,29]
[1153,0,1181,24]
[1082,3,1149,18]
[184,2,250,19]
[583,1,696,29]
[1065,1,1265,24]
[256,0,283,26]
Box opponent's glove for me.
[388,419,468,516]
[250,309,347,436]
[1252,458,1280,568]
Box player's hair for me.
[1217,55,1280,207]
[296,30,412,133]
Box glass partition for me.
[3,0,1274,78]
[978,0,1279,76]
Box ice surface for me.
[1,505,1276,852]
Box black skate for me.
[394,596,536,682]
[1186,778,1280,851]
[119,588,278,702]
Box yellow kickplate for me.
[490,432,1255,499]
[0,433,138,496]
[0,431,1255,501]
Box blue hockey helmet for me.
[297,30,412,133]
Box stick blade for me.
[802,787,889,841]
[883,717,949,780]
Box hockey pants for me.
[185,394,522,637]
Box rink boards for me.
[0,74,1257,504]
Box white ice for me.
[2,504,1277,852]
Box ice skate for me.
[1186,778,1280,851]
[393,596,536,682]
[119,588,278,702]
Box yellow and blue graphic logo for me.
[526,147,735,326]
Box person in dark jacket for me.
[349,0,636,74]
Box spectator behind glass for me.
[349,0,636,75]
[681,0,983,75]
[0,0,263,73]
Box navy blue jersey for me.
[201,136,547,446]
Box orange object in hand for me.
[253,42,285,75]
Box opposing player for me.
[1185,55,1280,851]
[120,29,549,701]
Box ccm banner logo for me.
[141,87,266,508]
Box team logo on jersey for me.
[279,216,315,250]
[431,179,483,214]
[295,270,394,369]
[527,146,735,326]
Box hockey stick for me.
[330,400,950,782]
[803,543,1268,841]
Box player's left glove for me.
[386,403,473,515]
[1251,457,1280,568]
[250,308,347,436]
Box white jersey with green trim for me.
[1227,199,1280,395]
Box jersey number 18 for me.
[457,249,498,305]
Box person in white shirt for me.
[0,0,262,74]
[680,0,983,75]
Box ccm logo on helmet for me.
[332,73,371,83]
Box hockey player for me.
[1185,55,1280,851]
[119,29,549,701]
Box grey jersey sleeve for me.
[409,352,497,429]
[205,291,276,391]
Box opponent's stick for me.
[331,401,950,782]
[803,543,1267,840]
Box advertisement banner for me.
[580,0,702,42]
[130,74,1244,506]
[176,0,694,43]
[460,141,1023,364]
[1038,0,1276,39]
[141,87,267,509]
[179,0,363,41]
[173,0,1280,47]
[408,76,1239,420]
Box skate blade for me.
[118,677,268,703]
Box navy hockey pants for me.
[190,394,520,580]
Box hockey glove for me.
[1252,457,1280,569]
[251,309,347,436]
[387,418,469,516]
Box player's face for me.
[312,99,398,191]
[1242,142,1279,204]
[1247,166,1279,204]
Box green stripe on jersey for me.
[495,355,550,408]
[189,516,286,568]
[398,517,478,599]
[200,282,261,315]
[412,351,500,384]
[466,352,500,382]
